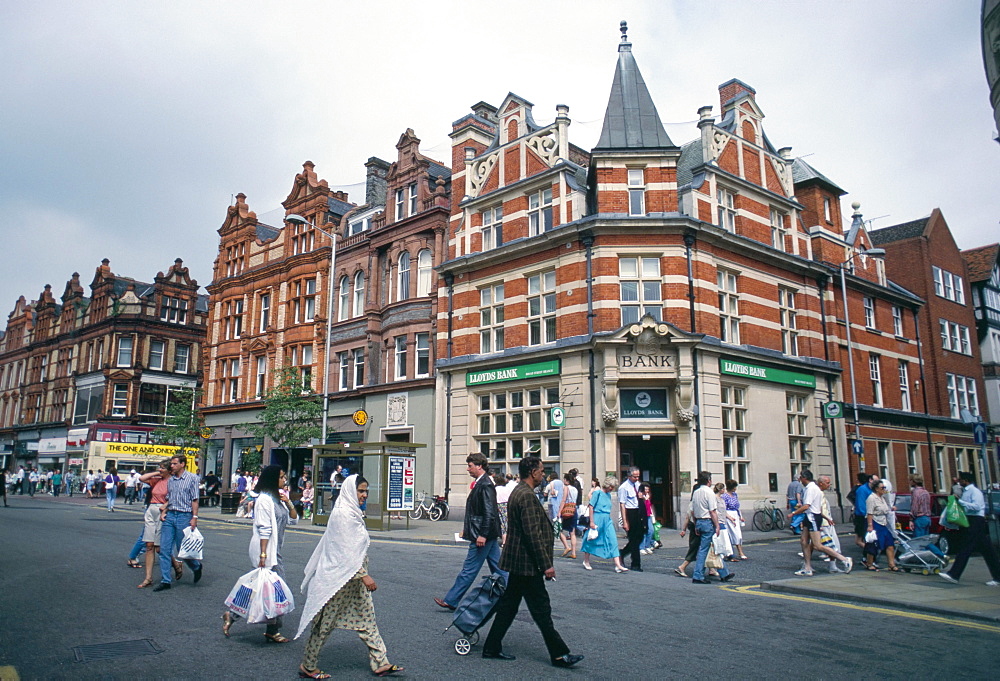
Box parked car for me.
[893,493,950,535]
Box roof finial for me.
[620,20,628,42]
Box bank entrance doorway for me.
[618,436,675,527]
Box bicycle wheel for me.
[408,505,424,520]
[752,510,771,532]
[428,504,444,521]
[774,509,786,530]
[437,502,450,520]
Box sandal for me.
[127,560,143,568]
[866,565,880,571]
[374,664,404,677]
[298,667,332,680]
[673,567,687,577]
[137,579,153,588]
[264,632,290,643]
[222,612,233,637]
[888,566,900,572]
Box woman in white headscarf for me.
[295,475,403,679]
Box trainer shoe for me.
[939,573,959,584]
[829,565,844,573]
[986,580,999,587]
[794,569,814,576]
[842,557,853,574]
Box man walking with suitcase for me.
[481,456,583,668]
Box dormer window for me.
[395,188,406,220]
[482,206,503,250]
[770,208,788,252]
[717,188,736,232]
[160,296,188,324]
[528,188,553,236]
[348,216,370,236]
[408,183,418,216]
[627,169,646,216]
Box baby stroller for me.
[895,531,950,575]
[444,572,507,655]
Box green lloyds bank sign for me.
[720,359,816,388]
[466,359,561,386]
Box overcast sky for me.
[1,1,997,311]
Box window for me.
[289,345,312,391]
[353,272,365,317]
[877,442,890,480]
[717,188,736,232]
[939,320,971,354]
[528,188,553,236]
[224,358,241,402]
[415,332,430,377]
[225,243,246,277]
[397,252,410,301]
[290,221,315,255]
[259,293,271,332]
[869,354,883,406]
[898,360,911,411]
[778,287,798,356]
[786,392,812,479]
[770,208,788,251]
[627,168,645,216]
[160,296,188,324]
[480,284,505,354]
[292,279,316,322]
[353,348,365,389]
[174,345,190,373]
[348,215,370,236]
[394,336,407,380]
[481,206,503,250]
[72,384,104,425]
[417,249,432,297]
[225,299,243,339]
[527,271,556,345]
[946,373,979,419]
[892,306,904,336]
[149,341,165,371]
[138,383,184,424]
[338,276,350,321]
[907,444,919,477]
[863,297,876,329]
[935,446,946,492]
[475,385,561,464]
[619,257,661,326]
[395,188,406,220]
[116,337,133,367]
[722,385,749,484]
[255,356,267,398]
[339,352,350,391]
[112,384,128,417]
[408,183,418,216]
[718,270,740,344]
[932,266,966,304]
[823,197,832,223]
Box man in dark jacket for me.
[481,456,583,668]
[434,452,507,610]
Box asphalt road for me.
[1,498,996,680]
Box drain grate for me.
[72,639,163,663]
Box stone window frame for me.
[721,384,750,484]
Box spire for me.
[594,21,675,152]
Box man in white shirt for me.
[691,471,734,584]
[789,470,853,576]
[940,472,1000,585]
[125,470,139,504]
[618,467,648,571]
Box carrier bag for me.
[225,567,295,623]
[177,527,204,560]
[944,496,969,528]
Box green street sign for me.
[466,359,560,386]
[719,359,816,388]
[823,401,845,419]
[549,406,566,428]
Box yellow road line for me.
[721,584,1000,633]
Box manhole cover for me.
[72,639,163,663]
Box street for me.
[1,496,997,680]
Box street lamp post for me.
[285,214,337,448]
[838,247,885,472]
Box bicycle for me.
[752,498,786,532]
[408,491,449,521]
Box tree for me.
[154,387,205,451]
[242,366,323,464]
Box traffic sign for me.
[850,439,864,456]
[974,422,988,445]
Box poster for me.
[387,455,416,511]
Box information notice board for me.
[386,455,416,511]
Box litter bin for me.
[220,491,241,515]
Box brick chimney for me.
[364,157,390,207]
[719,78,756,113]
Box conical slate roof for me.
[594,22,675,152]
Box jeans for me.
[106,488,117,511]
[159,510,202,583]
[483,574,570,660]
[693,518,730,581]
[640,516,656,550]
[443,539,506,607]
[129,530,147,561]
[912,515,931,537]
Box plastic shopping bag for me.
[712,529,733,557]
[945,496,969,528]
[652,521,662,543]
[225,568,295,623]
[177,527,204,560]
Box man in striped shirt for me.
[154,455,202,591]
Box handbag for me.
[944,495,969,528]
[560,502,576,519]
[706,547,724,569]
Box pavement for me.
[22,492,1000,624]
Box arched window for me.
[353,272,365,317]
[417,249,433,297]
[397,252,410,301]
[338,276,350,321]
